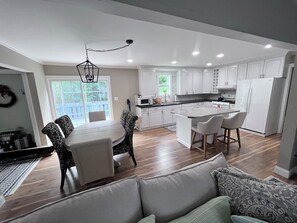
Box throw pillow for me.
[231,215,268,223]
[138,214,155,223]
[169,196,231,223]
[212,168,297,223]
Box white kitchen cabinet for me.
[217,66,237,89]
[237,63,247,81]
[192,69,203,94]
[149,107,163,127]
[139,68,156,96]
[202,69,214,93]
[247,60,264,79]
[163,105,181,125]
[263,57,284,78]
[180,69,193,94]
[179,68,203,94]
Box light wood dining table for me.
[64,120,125,149]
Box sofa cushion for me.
[231,215,268,223]
[6,177,142,223]
[137,214,156,223]
[139,153,228,223]
[212,168,297,223]
[169,196,231,223]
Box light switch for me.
[114,97,118,101]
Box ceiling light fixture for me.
[76,39,134,83]
[192,51,200,56]
[216,53,224,58]
[171,61,177,64]
[127,59,133,63]
[265,44,272,49]
[206,63,212,66]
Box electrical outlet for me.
[114,97,118,101]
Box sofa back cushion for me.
[138,153,228,223]
[6,177,142,223]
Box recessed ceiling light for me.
[265,44,272,49]
[206,63,212,66]
[171,61,177,64]
[216,53,224,58]
[192,51,200,56]
[127,59,133,63]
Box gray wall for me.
[277,55,297,171]
[0,45,52,145]
[113,0,297,45]
[0,73,34,136]
[43,65,139,121]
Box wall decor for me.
[0,85,17,108]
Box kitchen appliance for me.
[235,78,284,135]
[135,96,151,105]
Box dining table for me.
[65,120,125,149]
[64,120,125,185]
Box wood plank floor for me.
[1,128,296,221]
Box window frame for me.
[46,75,114,124]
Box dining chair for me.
[191,115,223,159]
[120,109,130,127]
[220,112,247,154]
[54,115,74,138]
[89,111,106,122]
[41,122,75,189]
[113,111,138,166]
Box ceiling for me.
[0,0,289,68]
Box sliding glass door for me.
[48,76,113,127]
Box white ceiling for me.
[0,0,289,68]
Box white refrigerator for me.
[235,78,284,135]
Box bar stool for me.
[220,112,247,154]
[191,115,223,159]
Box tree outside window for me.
[158,74,170,96]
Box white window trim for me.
[46,75,114,121]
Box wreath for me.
[0,85,17,108]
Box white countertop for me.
[175,107,239,118]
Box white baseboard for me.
[274,165,297,179]
[0,195,5,208]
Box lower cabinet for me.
[149,107,163,128]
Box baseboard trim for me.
[274,165,296,179]
[0,195,5,208]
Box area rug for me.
[0,158,40,197]
[264,175,287,184]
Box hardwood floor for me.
[1,128,296,221]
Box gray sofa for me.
[4,153,228,223]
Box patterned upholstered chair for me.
[54,115,74,138]
[113,111,138,166]
[120,110,130,127]
[42,122,75,189]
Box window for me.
[48,76,113,127]
[158,74,170,96]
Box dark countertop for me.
[136,99,235,108]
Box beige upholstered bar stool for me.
[191,115,223,159]
[89,111,106,122]
[220,112,247,154]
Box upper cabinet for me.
[202,69,215,93]
[246,57,284,79]
[247,61,264,79]
[217,65,237,89]
[139,68,156,96]
[263,57,284,78]
[179,68,203,94]
[237,63,247,81]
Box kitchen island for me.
[175,107,239,148]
